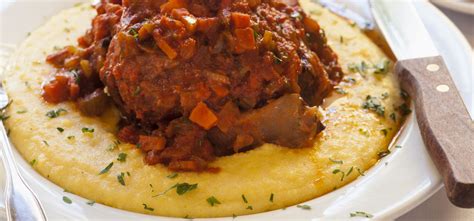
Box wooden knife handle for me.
[395,56,474,208]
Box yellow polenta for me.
[2,0,404,218]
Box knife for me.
[370,0,474,208]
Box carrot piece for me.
[138,135,166,152]
[189,102,218,130]
[231,12,251,28]
[156,39,178,59]
[160,0,188,13]
[234,27,256,52]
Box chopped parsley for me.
[46,108,67,118]
[329,158,343,164]
[154,183,198,197]
[397,103,412,116]
[29,159,37,166]
[335,88,348,95]
[206,196,221,206]
[16,110,27,114]
[81,127,94,133]
[129,28,139,39]
[362,95,385,116]
[381,92,389,99]
[270,193,274,202]
[350,211,373,218]
[167,173,178,179]
[348,61,369,74]
[378,150,391,159]
[346,166,354,177]
[381,129,388,136]
[67,136,75,140]
[98,162,114,175]
[117,172,126,186]
[246,205,253,210]
[142,203,154,211]
[117,153,127,162]
[241,194,248,203]
[390,112,397,121]
[62,196,72,204]
[86,200,95,206]
[57,127,64,133]
[43,140,49,146]
[340,35,344,43]
[356,167,365,176]
[374,60,390,74]
[296,205,311,210]
[333,169,345,181]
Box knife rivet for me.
[426,64,440,72]
[436,84,449,93]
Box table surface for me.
[397,4,474,221]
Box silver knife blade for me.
[369,0,439,60]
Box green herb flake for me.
[381,92,389,99]
[297,204,311,210]
[398,103,412,116]
[167,173,178,179]
[390,112,397,121]
[246,205,253,210]
[374,59,390,75]
[340,35,344,43]
[362,95,385,116]
[62,196,72,204]
[356,167,365,176]
[346,166,354,177]
[129,28,139,39]
[206,196,221,207]
[29,159,37,166]
[269,193,274,202]
[81,127,94,133]
[107,139,121,151]
[86,200,95,206]
[16,110,27,114]
[381,129,388,136]
[329,158,343,164]
[143,203,154,211]
[98,162,114,175]
[333,169,345,181]
[176,183,198,195]
[43,140,49,146]
[46,108,67,118]
[350,211,373,218]
[117,172,126,186]
[335,88,348,95]
[57,127,65,133]
[378,150,391,159]
[117,153,127,162]
[348,61,368,74]
[67,136,75,140]
[241,194,248,203]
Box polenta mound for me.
[3,0,407,218]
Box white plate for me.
[432,0,474,15]
[0,0,472,220]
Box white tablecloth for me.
[398,5,474,221]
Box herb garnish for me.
[30,159,37,166]
[167,173,178,179]
[241,194,248,203]
[346,166,354,177]
[67,136,75,140]
[117,153,127,162]
[86,200,95,206]
[117,172,126,186]
[397,103,412,116]
[98,162,114,175]
[16,110,27,114]
[374,60,390,74]
[43,140,49,146]
[246,205,253,210]
[356,167,365,176]
[350,211,373,218]
[297,205,311,210]
[270,193,274,202]
[143,203,154,211]
[81,127,94,133]
[107,139,121,151]
[153,183,198,197]
[57,127,64,133]
[46,108,67,118]
[329,158,343,164]
[129,28,139,39]
[63,196,72,204]
[206,196,221,206]
[390,113,396,121]
[333,169,345,181]
[335,88,348,95]
[381,129,388,136]
[362,95,385,116]
[348,61,369,74]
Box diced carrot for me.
[138,135,167,152]
[80,60,92,78]
[179,38,196,59]
[303,17,320,33]
[189,102,218,130]
[156,39,178,59]
[160,0,188,13]
[262,30,273,49]
[138,23,154,41]
[231,12,251,28]
[117,125,139,144]
[210,84,229,97]
[46,46,76,67]
[69,82,80,100]
[42,75,70,103]
[196,17,219,33]
[172,8,197,33]
[234,27,256,52]
[169,160,199,171]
